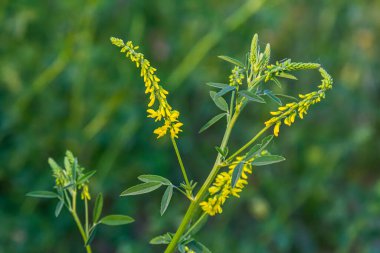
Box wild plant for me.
[28,33,332,253]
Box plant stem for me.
[171,137,191,193]
[85,198,89,236]
[225,124,271,163]
[164,112,239,253]
[71,190,92,253]
[71,210,93,253]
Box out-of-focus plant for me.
[27,151,134,253]
[110,33,333,252]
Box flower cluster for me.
[264,59,321,82]
[110,37,183,139]
[200,157,253,216]
[229,66,245,87]
[265,67,333,136]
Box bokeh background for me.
[1,0,380,252]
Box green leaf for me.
[239,90,266,103]
[26,191,59,198]
[252,155,286,166]
[100,215,134,226]
[215,85,235,97]
[138,175,171,185]
[160,185,173,216]
[272,77,282,88]
[196,242,212,253]
[246,136,274,160]
[231,162,244,188]
[206,82,228,89]
[245,144,261,160]
[276,72,298,80]
[260,135,274,150]
[264,90,282,105]
[85,226,98,246]
[77,170,96,185]
[55,199,64,217]
[150,233,173,245]
[218,55,245,68]
[199,113,226,133]
[215,146,228,157]
[120,182,162,196]
[210,91,228,111]
[185,241,212,253]
[93,193,103,223]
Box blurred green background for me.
[1,0,380,252]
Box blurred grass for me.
[1,0,380,252]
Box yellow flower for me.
[200,157,253,216]
[111,37,183,139]
[81,184,91,200]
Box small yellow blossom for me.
[111,37,183,139]
[200,157,253,216]
[81,184,91,200]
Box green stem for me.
[171,137,191,195]
[164,112,239,253]
[71,190,92,253]
[85,198,89,236]
[225,125,271,163]
[71,211,93,253]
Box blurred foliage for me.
[1,0,380,252]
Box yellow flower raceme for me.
[200,157,253,216]
[110,37,183,139]
[265,67,333,137]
